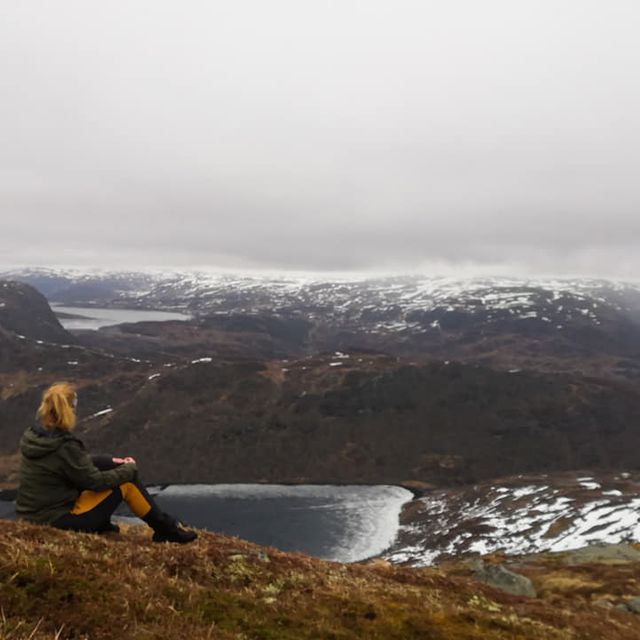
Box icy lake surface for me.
[53,305,191,330]
[142,484,413,562]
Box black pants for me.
[53,486,128,532]
[53,458,158,533]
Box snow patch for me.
[89,408,113,418]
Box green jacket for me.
[16,426,137,525]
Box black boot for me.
[96,521,120,534]
[143,510,197,544]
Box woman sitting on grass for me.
[16,382,197,544]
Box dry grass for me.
[535,573,605,595]
[1,521,640,639]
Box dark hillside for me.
[79,354,640,485]
[0,280,72,343]
[74,313,311,361]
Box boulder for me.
[475,562,536,598]
[556,543,640,565]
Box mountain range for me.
[1,268,640,488]
[4,267,640,378]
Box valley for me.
[2,268,640,565]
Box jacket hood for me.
[20,425,74,459]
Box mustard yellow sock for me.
[120,482,153,518]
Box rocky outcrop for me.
[474,561,537,597]
[553,543,640,565]
[0,280,72,343]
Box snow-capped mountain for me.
[5,268,640,380]
[4,267,640,327]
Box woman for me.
[16,382,197,544]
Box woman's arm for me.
[91,455,117,470]
[59,441,137,491]
[92,455,137,469]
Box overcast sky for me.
[1,1,640,278]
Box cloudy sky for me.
[1,1,639,277]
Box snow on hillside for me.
[384,472,640,566]
[4,269,640,336]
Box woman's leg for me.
[53,487,123,532]
[119,481,156,518]
[54,478,197,543]
[53,479,155,530]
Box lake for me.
[125,484,413,562]
[52,305,192,330]
[1,484,412,562]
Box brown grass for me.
[536,573,605,595]
[1,521,640,639]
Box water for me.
[52,305,191,330]
[144,484,413,562]
[0,484,412,561]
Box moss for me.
[2,521,640,639]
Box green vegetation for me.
[2,521,640,639]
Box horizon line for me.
[1,263,639,285]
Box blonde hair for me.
[36,382,77,431]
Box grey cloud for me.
[1,1,640,278]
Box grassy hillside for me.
[2,521,640,639]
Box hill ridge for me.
[4,519,640,639]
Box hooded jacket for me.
[16,425,137,524]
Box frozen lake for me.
[133,484,413,562]
[1,484,413,562]
[52,305,191,330]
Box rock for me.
[593,599,614,609]
[556,543,640,565]
[626,598,640,614]
[474,562,536,598]
[399,480,436,495]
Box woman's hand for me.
[112,457,136,465]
